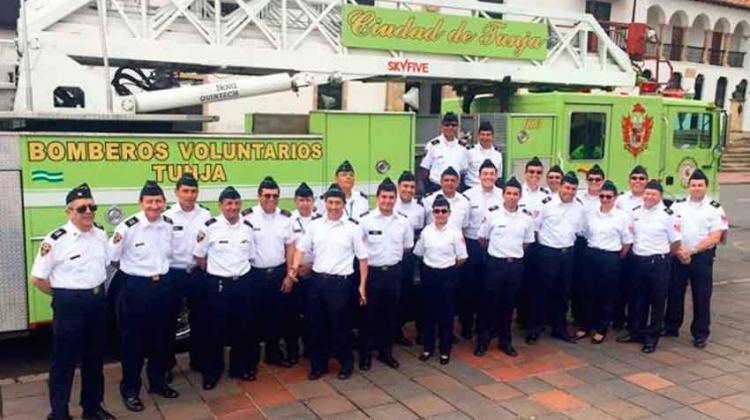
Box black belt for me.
[488,255,520,263]
[539,244,573,253]
[369,263,401,272]
[52,285,104,296]
[256,264,285,275]
[126,273,165,283]
[210,273,246,281]
[170,267,196,274]
[590,248,621,255]
[314,272,349,280]
[634,253,670,260]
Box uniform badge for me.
[197,231,206,242]
[39,242,52,257]
[112,232,123,244]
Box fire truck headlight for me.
[106,206,124,226]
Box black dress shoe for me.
[308,370,327,380]
[82,406,115,420]
[288,356,300,365]
[396,334,414,347]
[474,344,488,357]
[551,332,577,344]
[499,344,518,357]
[359,355,372,371]
[439,354,450,365]
[616,334,643,343]
[47,413,73,420]
[693,338,707,349]
[525,333,539,344]
[230,371,257,382]
[203,379,218,390]
[418,351,433,361]
[337,369,353,380]
[266,358,293,368]
[642,344,657,353]
[377,354,400,369]
[122,396,144,412]
[661,330,679,337]
[149,385,179,399]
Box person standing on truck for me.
[419,113,469,193]
[109,181,179,412]
[474,177,534,358]
[394,170,425,347]
[163,172,212,381]
[576,181,632,344]
[413,195,468,365]
[464,121,503,189]
[546,165,564,194]
[526,172,584,345]
[460,159,503,340]
[316,160,370,221]
[31,183,114,420]
[423,167,471,231]
[244,176,298,368]
[612,165,648,331]
[616,180,681,354]
[290,184,369,381]
[194,187,258,389]
[665,169,729,349]
[358,178,414,371]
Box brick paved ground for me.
[3,281,750,419]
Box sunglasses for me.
[443,122,458,127]
[630,176,647,181]
[261,193,280,199]
[432,209,449,214]
[547,175,562,180]
[588,177,603,182]
[527,170,543,175]
[72,204,98,214]
[599,194,615,200]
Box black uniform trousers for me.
[477,256,523,348]
[630,254,671,346]
[458,239,483,335]
[361,264,402,357]
[118,273,172,398]
[571,236,588,325]
[166,267,206,372]
[202,273,258,382]
[421,265,458,356]
[528,245,574,336]
[517,243,539,326]
[612,251,636,329]
[665,249,716,340]
[306,273,354,374]
[49,287,106,419]
[398,252,421,337]
[579,248,622,334]
[257,264,299,363]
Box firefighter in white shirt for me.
[616,180,681,354]
[109,181,178,411]
[474,177,534,358]
[359,178,414,371]
[665,169,729,348]
[546,165,564,194]
[31,183,113,420]
[419,112,469,193]
[423,167,471,230]
[194,187,257,389]
[464,121,503,189]
[315,160,370,221]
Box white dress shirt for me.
[672,196,729,251]
[413,223,468,269]
[464,145,503,188]
[577,190,601,214]
[244,205,293,268]
[193,215,256,277]
[32,221,109,289]
[163,203,212,269]
[420,138,469,184]
[394,198,425,233]
[360,209,414,267]
[519,183,550,220]
[536,196,586,249]
[289,209,317,265]
[478,206,535,259]
[423,191,471,230]
[297,215,368,276]
[316,189,370,221]
[615,191,644,213]
[584,207,634,252]
[109,211,173,277]
[631,203,682,256]
[463,185,503,240]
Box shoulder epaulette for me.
[312,214,322,220]
[162,215,173,224]
[541,187,550,194]
[458,138,468,146]
[430,138,440,145]
[416,198,424,206]
[461,192,470,201]
[205,218,217,226]
[676,198,687,203]
[348,217,359,225]
[488,205,499,212]
[632,205,642,211]
[397,211,408,218]
[93,222,104,230]
[241,207,253,216]
[243,220,254,228]
[664,207,674,215]
[575,197,583,205]
[125,216,139,228]
[494,146,502,152]
[51,228,67,240]
[522,208,532,216]
[542,196,553,204]
[425,191,434,198]
[710,200,721,208]
[165,205,171,210]
[199,203,210,210]
[466,144,474,150]
[359,191,368,199]
[359,210,370,218]
[280,209,291,217]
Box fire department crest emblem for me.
[621,103,654,158]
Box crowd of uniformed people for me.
[31,112,729,420]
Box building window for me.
[479,0,503,19]
[715,76,728,108]
[317,84,343,110]
[694,74,704,100]
[585,1,612,21]
[569,112,606,160]
[356,0,375,5]
[674,112,712,149]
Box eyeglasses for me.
[588,177,603,182]
[443,123,458,127]
[72,204,98,214]
[599,194,615,200]
[261,193,280,199]
[432,209,449,214]
[630,176,647,181]
[527,170,543,175]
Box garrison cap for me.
[478,121,494,132]
[324,183,346,202]
[630,165,648,177]
[645,179,663,194]
[588,164,605,177]
[295,182,314,198]
[504,176,522,191]
[66,183,93,204]
[219,186,241,202]
[441,167,459,179]
[479,159,497,173]
[562,171,579,186]
[432,194,451,210]
[689,169,709,184]
[548,165,564,176]
[140,180,164,199]
[442,112,458,124]
[259,176,279,190]
[377,177,397,195]
[601,180,618,195]
[176,172,198,188]
[397,170,416,183]
[336,160,355,174]
[526,156,543,170]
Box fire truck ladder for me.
[14,0,637,114]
